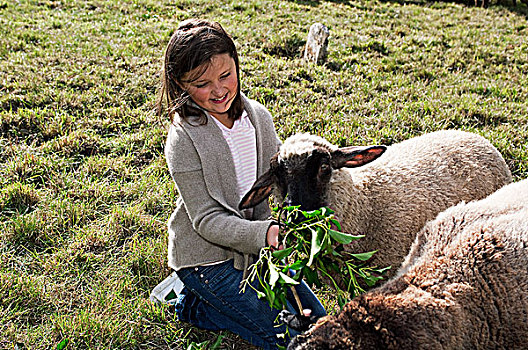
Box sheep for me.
[288,178,528,350]
[239,130,512,281]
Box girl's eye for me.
[220,72,231,80]
[195,83,208,88]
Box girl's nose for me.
[211,80,224,95]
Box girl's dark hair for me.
[157,19,243,125]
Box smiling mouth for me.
[211,93,228,104]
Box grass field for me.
[1,0,527,349]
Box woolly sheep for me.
[239,130,512,279]
[288,178,528,349]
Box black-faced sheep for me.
[239,130,512,279]
[288,178,528,349]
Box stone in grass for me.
[303,23,329,65]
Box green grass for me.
[1,0,527,348]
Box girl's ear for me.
[239,170,274,210]
[331,145,386,169]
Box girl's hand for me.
[266,225,283,251]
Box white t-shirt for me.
[211,110,257,200]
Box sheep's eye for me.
[320,163,330,172]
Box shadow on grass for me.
[285,0,352,5]
[382,0,528,18]
[286,0,528,17]
[172,317,260,349]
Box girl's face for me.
[179,53,238,120]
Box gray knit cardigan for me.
[165,93,281,271]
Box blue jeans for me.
[175,260,326,350]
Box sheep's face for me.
[272,147,333,211]
[238,135,386,211]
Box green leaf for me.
[321,206,335,215]
[277,292,288,310]
[288,260,305,271]
[269,262,280,288]
[328,229,365,244]
[330,218,342,231]
[374,266,392,274]
[321,230,333,252]
[273,298,283,310]
[331,250,343,257]
[283,205,300,212]
[364,275,384,287]
[307,227,323,266]
[337,294,348,310]
[265,287,276,308]
[278,271,299,285]
[303,266,320,286]
[295,240,305,251]
[272,246,294,260]
[350,250,378,261]
[57,339,69,350]
[256,290,266,299]
[303,209,321,218]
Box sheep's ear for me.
[239,170,274,210]
[332,145,386,169]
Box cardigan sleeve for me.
[165,123,271,255]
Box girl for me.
[157,19,326,349]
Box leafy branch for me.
[241,206,390,311]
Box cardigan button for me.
[200,274,204,278]
[194,267,199,271]
[204,280,209,284]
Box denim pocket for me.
[194,260,233,286]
